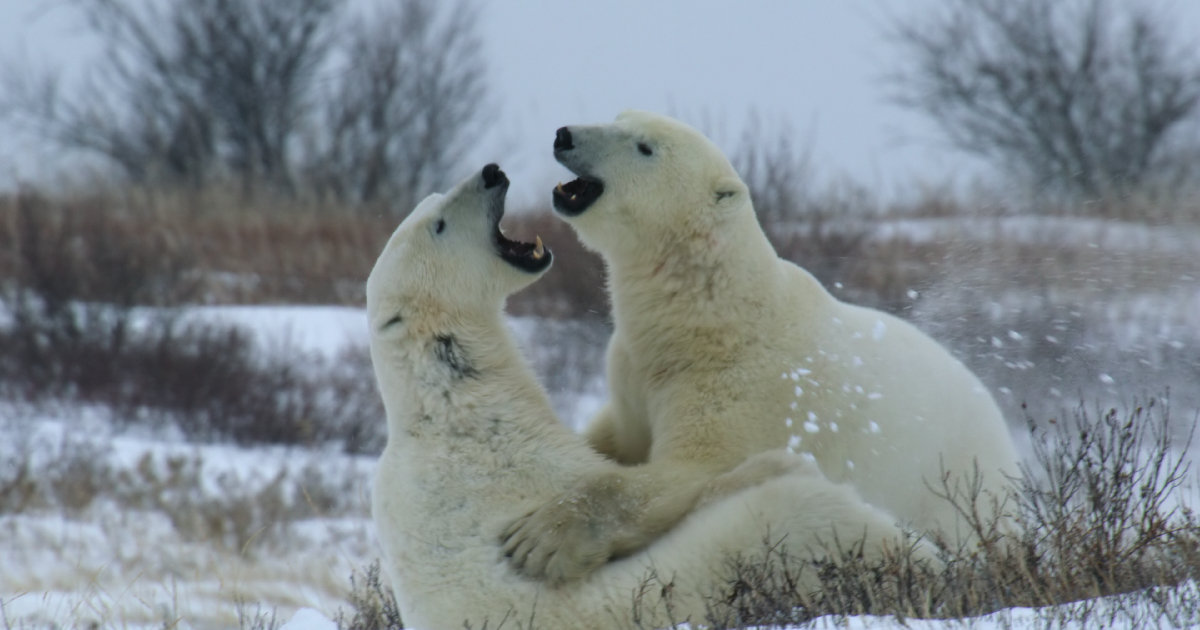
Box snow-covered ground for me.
[3,296,1198,628]
[0,408,378,629]
[0,307,377,628]
[279,582,1200,630]
[0,307,611,629]
[786,215,1200,256]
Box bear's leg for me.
[500,459,723,585]
[582,402,625,462]
[582,340,652,465]
[696,449,820,508]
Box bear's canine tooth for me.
[532,236,544,259]
[556,182,565,194]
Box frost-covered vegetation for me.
[2,177,1199,628]
[3,0,1200,627]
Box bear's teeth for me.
[556,183,565,194]
[532,236,544,259]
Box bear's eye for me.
[434,219,446,234]
[637,142,653,156]
[382,314,403,330]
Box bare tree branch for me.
[0,0,492,208]
[888,0,1200,199]
[1,0,344,195]
[307,0,489,214]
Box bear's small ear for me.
[712,176,745,210]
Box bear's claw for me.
[500,505,609,585]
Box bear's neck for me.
[606,213,782,335]
[373,312,561,448]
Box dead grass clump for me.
[0,191,201,307]
[0,307,385,450]
[336,561,403,630]
[179,210,392,305]
[689,395,1200,627]
[331,395,1197,626]
[0,434,367,554]
[0,430,111,517]
[1005,398,1197,599]
[0,197,385,448]
[698,536,942,628]
[237,599,282,630]
[0,187,391,306]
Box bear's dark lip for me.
[552,176,604,217]
[486,166,552,274]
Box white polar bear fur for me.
[554,111,1021,545]
[367,167,931,630]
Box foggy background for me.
[10,1,1197,201]
[1,1,1199,627]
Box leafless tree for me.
[730,112,815,226]
[307,0,488,214]
[888,0,1200,199]
[2,0,343,195]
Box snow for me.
[4,301,1200,628]
[780,215,1200,256]
[184,305,369,356]
[281,607,339,630]
[0,306,618,627]
[276,583,1200,630]
[0,411,379,628]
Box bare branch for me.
[1,0,345,195]
[888,0,1200,199]
[307,0,489,214]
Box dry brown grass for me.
[330,396,1200,628]
[0,188,393,307]
[4,182,1194,316]
[0,188,610,314]
[336,562,404,630]
[4,181,1198,436]
[680,396,1200,628]
[0,428,366,554]
[0,190,387,450]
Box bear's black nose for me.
[554,127,573,151]
[482,163,507,189]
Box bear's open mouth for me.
[495,226,551,274]
[552,176,604,216]
[488,181,552,274]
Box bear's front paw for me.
[698,449,820,507]
[500,497,611,585]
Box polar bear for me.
[500,111,1020,583]
[368,164,933,629]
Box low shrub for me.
[345,396,1200,628]
[693,396,1200,627]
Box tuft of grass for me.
[0,189,387,451]
[690,395,1200,628]
[237,598,282,630]
[0,429,368,556]
[0,308,386,451]
[336,561,403,630]
[343,395,1200,629]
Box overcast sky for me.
[2,1,1198,206]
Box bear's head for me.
[550,110,751,258]
[366,164,552,341]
